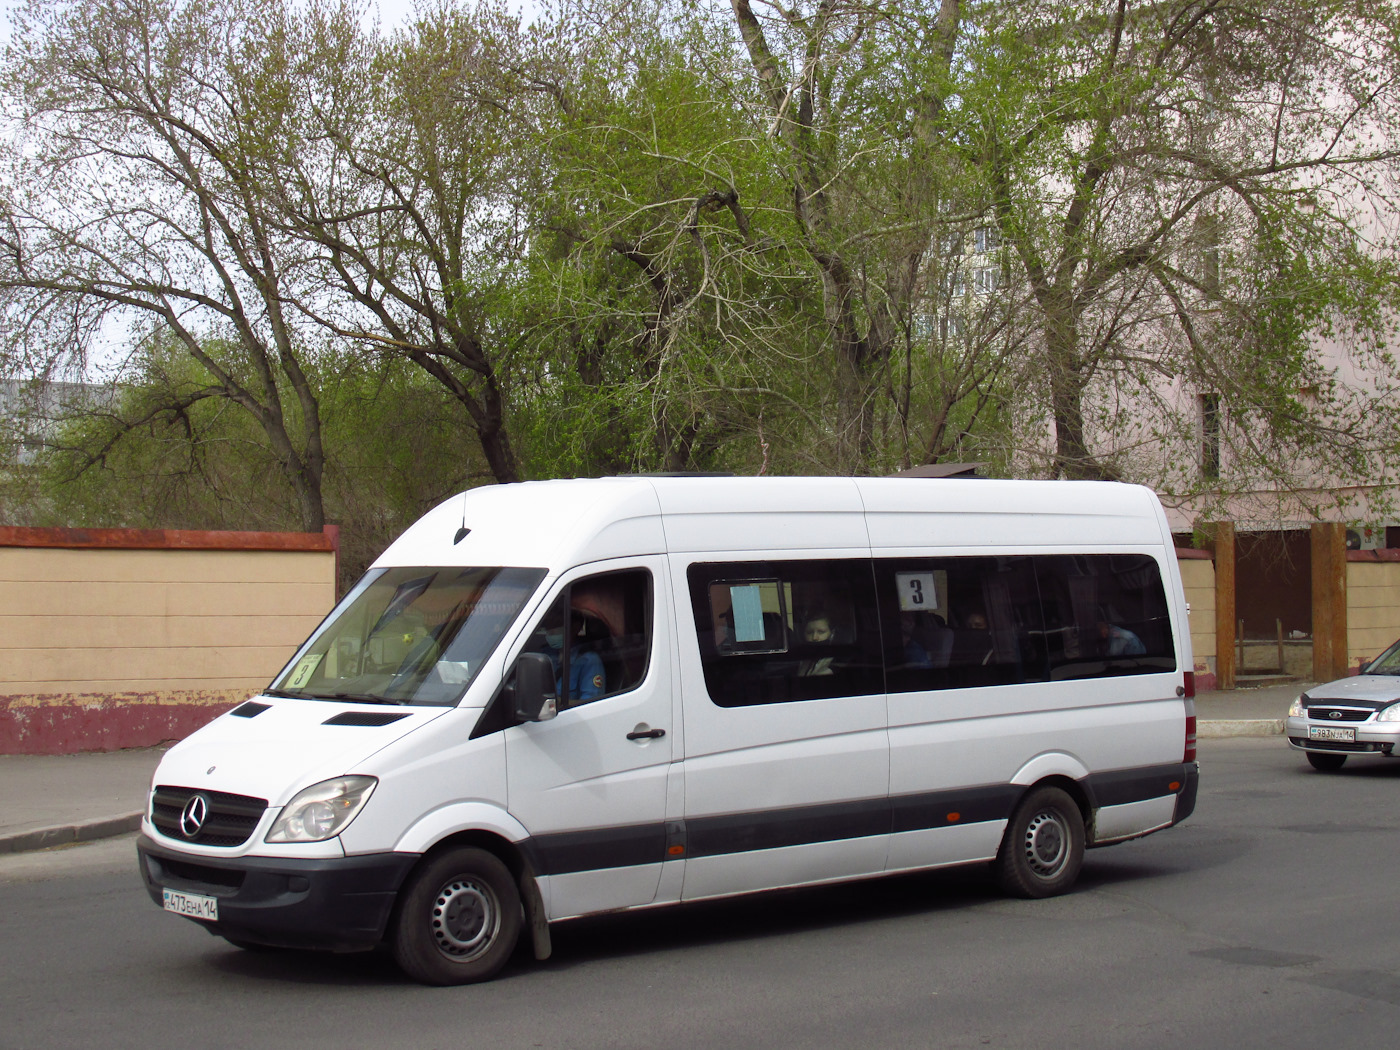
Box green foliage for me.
[3,339,482,581]
[4,0,1399,537]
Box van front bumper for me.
[137,834,420,952]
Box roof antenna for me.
[453,494,470,545]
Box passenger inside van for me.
[799,613,836,676]
[899,611,953,669]
[1097,619,1146,657]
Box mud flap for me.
[518,865,552,961]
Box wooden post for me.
[1311,522,1348,681]
[1208,521,1236,690]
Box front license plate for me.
[162,888,219,921]
[1309,725,1356,742]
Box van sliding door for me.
[673,557,889,901]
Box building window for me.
[973,226,1000,253]
[1201,393,1221,479]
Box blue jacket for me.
[551,647,606,701]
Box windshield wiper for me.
[307,692,408,706]
[262,688,306,699]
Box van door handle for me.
[627,725,666,741]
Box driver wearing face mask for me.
[538,614,607,703]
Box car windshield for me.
[1364,639,1400,676]
[269,566,546,706]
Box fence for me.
[0,526,337,754]
[3,525,1394,753]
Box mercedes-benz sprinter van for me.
[137,476,1199,984]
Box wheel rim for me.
[1021,809,1071,879]
[430,876,501,961]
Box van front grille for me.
[1307,707,1372,722]
[155,855,246,891]
[151,786,268,847]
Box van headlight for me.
[1288,694,1309,718]
[266,776,377,843]
[1377,703,1400,722]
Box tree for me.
[7,341,485,585]
[959,0,1400,508]
[523,0,1023,477]
[718,0,998,472]
[0,0,331,530]
[278,0,555,485]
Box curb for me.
[0,812,142,855]
[1199,718,1284,738]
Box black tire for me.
[223,937,286,953]
[1306,751,1348,772]
[391,847,522,986]
[994,786,1085,899]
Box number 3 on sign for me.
[287,653,323,689]
[896,572,938,612]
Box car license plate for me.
[1309,725,1356,742]
[162,888,219,921]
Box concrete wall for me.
[1347,550,1400,671]
[1176,551,1217,690]
[0,527,336,754]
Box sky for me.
[0,0,440,44]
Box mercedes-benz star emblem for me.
[179,794,210,839]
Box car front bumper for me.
[137,834,420,951]
[1285,716,1400,756]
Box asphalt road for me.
[3,738,1399,1050]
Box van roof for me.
[374,476,1169,571]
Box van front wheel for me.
[391,847,522,985]
[995,786,1085,899]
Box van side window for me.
[688,560,882,706]
[517,568,653,709]
[1034,555,1176,680]
[877,557,1046,693]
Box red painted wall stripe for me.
[0,525,335,552]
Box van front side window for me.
[270,566,546,706]
[514,568,654,709]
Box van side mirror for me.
[513,652,558,722]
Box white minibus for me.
[137,476,1199,984]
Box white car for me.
[1286,640,1400,770]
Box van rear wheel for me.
[391,846,522,985]
[1306,752,1348,772]
[995,786,1085,899]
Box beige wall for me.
[1347,560,1400,669]
[1178,556,1216,676]
[0,547,334,696]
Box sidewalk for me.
[0,746,161,854]
[0,683,1303,856]
[1193,680,1299,737]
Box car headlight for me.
[1377,702,1400,722]
[265,776,377,843]
[1288,694,1309,718]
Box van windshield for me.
[269,566,546,706]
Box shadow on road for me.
[200,844,1199,986]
